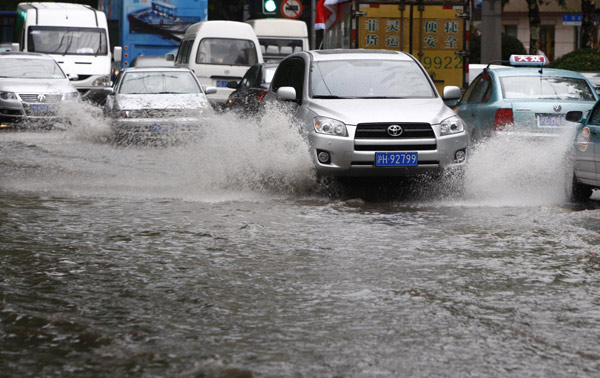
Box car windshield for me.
[28,26,108,56]
[501,75,596,101]
[118,71,201,94]
[195,38,258,66]
[0,57,65,79]
[310,59,435,99]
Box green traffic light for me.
[264,0,277,13]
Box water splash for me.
[462,127,577,206]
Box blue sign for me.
[563,14,597,26]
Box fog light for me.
[454,149,466,163]
[317,150,330,164]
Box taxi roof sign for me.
[509,55,548,66]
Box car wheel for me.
[570,175,593,203]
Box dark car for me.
[225,62,278,114]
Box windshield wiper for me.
[312,95,346,99]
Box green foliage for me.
[548,48,600,71]
[469,33,526,64]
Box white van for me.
[14,2,113,98]
[246,18,309,62]
[175,20,263,105]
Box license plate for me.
[375,152,418,167]
[151,124,169,133]
[216,80,229,88]
[30,104,52,114]
[537,114,564,127]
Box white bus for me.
[14,2,113,99]
[246,18,309,62]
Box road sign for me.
[281,0,303,19]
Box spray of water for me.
[49,100,318,200]
[462,127,577,206]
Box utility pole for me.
[480,0,502,63]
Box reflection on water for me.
[1,103,599,377]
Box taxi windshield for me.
[310,59,435,99]
[500,76,596,101]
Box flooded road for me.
[1,105,600,377]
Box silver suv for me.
[0,52,79,128]
[263,49,467,177]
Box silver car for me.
[0,52,79,128]
[263,49,468,178]
[104,67,215,143]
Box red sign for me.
[282,0,303,19]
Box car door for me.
[576,103,600,186]
[457,72,494,142]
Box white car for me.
[104,67,216,144]
[263,49,468,178]
[0,52,79,128]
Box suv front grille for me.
[355,123,435,139]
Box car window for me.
[466,73,492,104]
[196,38,258,66]
[175,40,193,64]
[240,65,259,89]
[310,59,435,99]
[271,57,305,100]
[0,57,65,79]
[589,104,600,125]
[119,71,201,94]
[501,76,596,101]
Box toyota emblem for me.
[553,104,561,112]
[37,94,47,102]
[387,124,403,137]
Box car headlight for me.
[0,91,17,100]
[313,116,348,137]
[440,115,465,136]
[62,91,80,101]
[92,75,112,87]
[118,109,146,118]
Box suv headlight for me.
[313,116,348,137]
[0,91,17,100]
[440,115,465,136]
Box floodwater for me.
[1,103,600,377]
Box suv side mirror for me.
[277,86,296,101]
[165,53,175,61]
[443,85,462,108]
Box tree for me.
[525,0,541,54]
[580,0,596,48]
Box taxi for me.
[566,105,600,201]
[456,55,599,144]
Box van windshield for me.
[28,26,108,56]
[311,60,435,99]
[195,38,258,66]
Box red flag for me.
[315,0,350,30]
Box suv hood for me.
[307,98,456,125]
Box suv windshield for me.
[28,26,108,56]
[195,38,258,66]
[310,59,435,99]
[0,57,65,79]
[118,71,201,95]
[501,76,596,101]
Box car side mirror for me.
[165,53,175,61]
[103,87,114,95]
[442,85,462,108]
[277,86,296,101]
[67,73,79,81]
[227,81,239,89]
[203,86,217,95]
[566,111,583,123]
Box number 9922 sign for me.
[422,55,462,70]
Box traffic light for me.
[263,0,277,15]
